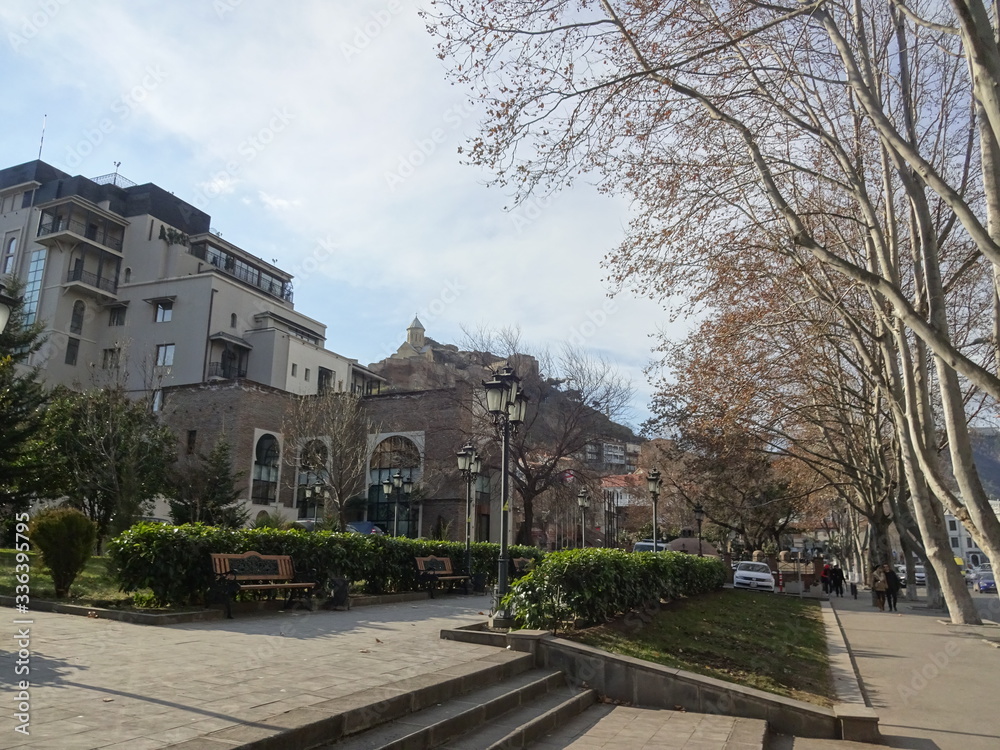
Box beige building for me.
[1,160,384,525]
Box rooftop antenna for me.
[37,114,46,160]
[114,161,121,175]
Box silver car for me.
[733,562,776,592]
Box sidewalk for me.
[1,594,499,750]
[827,587,1000,750]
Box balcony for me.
[208,361,248,379]
[66,267,118,296]
[38,217,124,253]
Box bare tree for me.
[281,392,378,530]
[428,0,997,622]
[461,326,635,544]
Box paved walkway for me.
[0,595,499,750]
[3,587,999,749]
[821,586,1000,750]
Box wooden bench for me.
[415,556,470,598]
[210,551,316,619]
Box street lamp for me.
[381,470,414,536]
[302,482,327,521]
[694,504,705,556]
[646,469,661,551]
[456,442,482,576]
[0,283,17,334]
[482,365,528,622]
[577,489,590,548]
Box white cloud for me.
[0,0,691,424]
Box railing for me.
[203,255,293,302]
[208,361,247,379]
[66,267,117,294]
[91,172,138,189]
[38,218,124,252]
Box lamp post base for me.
[488,613,516,629]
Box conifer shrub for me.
[28,507,98,598]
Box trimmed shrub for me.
[505,548,727,630]
[106,523,545,607]
[28,507,98,598]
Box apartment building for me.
[0,159,384,523]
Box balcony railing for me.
[38,218,124,252]
[66,267,118,295]
[208,361,247,379]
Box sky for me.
[0,0,687,430]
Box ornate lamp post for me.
[646,469,661,550]
[302,481,327,522]
[381,470,414,536]
[0,283,17,334]
[456,442,482,575]
[482,365,528,622]
[694,504,705,556]
[577,489,590,548]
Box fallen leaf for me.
[359,649,371,653]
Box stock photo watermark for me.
[62,65,169,169]
[340,0,403,61]
[384,102,476,191]
[191,107,295,208]
[8,0,70,51]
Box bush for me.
[106,523,545,607]
[28,508,98,598]
[505,548,727,630]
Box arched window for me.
[368,436,421,536]
[123,267,132,284]
[251,434,280,504]
[2,236,15,274]
[230,313,238,328]
[69,300,85,335]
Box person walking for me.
[870,564,888,611]
[883,563,902,612]
[831,565,845,597]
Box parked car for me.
[971,563,993,584]
[733,561,776,592]
[975,573,997,594]
[346,521,384,535]
[913,565,926,586]
[632,539,669,553]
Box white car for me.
[733,562,776,592]
[632,540,670,552]
[913,565,926,585]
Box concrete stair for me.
[314,658,596,750]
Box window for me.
[230,313,237,328]
[123,267,132,283]
[948,519,957,532]
[155,301,173,322]
[69,300,85,335]
[951,537,959,549]
[102,347,121,369]
[21,249,46,326]
[252,434,280,504]
[108,306,126,326]
[186,430,197,455]
[65,337,79,366]
[967,538,973,548]
[2,236,15,273]
[291,363,298,377]
[156,343,175,367]
[304,368,310,382]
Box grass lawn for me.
[0,549,164,610]
[568,589,834,706]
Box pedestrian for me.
[831,565,845,597]
[870,564,888,611]
[821,562,832,594]
[883,563,902,612]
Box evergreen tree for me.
[169,436,248,528]
[0,278,49,518]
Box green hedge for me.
[505,548,727,629]
[106,523,543,607]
